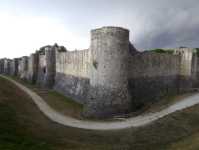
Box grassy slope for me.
[3,74,84,120]
[1,74,199,149]
[0,76,50,149]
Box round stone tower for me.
[13,58,19,76]
[0,61,3,73]
[20,56,28,79]
[28,54,39,84]
[83,26,133,119]
[3,58,10,74]
[42,47,56,90]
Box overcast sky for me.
[0,0,199,59]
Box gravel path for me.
[1,75,199,130]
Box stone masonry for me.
[1,26,199,119]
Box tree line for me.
[144,46,199,57]
[35,43,67,54]
[1,45,199,64]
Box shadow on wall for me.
[1,26,199,119]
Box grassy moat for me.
[1,74,199,149]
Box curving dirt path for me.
[1,74,199,130]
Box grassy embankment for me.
[1,74,199,149]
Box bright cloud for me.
[0,12,89,59]
[0,0,199,58]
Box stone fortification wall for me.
[3,59,10,74]
[191,50,198,87]
[0,62,1,73]
[197,58,199,81]
[174,48,198,89]
[1,26,199,120]
[13,58,18,76]
[128,45,179,108]
[53,48,90,104]
[27,57,30,79]
[17,60,22,76]
[83,27,133,119]
[28,54,39,84]
[20,56,28,79]
[9,61,14,75]
[36,55,46,85]
[0,61,4,73]
[55,49,90,78]
[42,47,56,90]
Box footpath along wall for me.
[1,26,199,119]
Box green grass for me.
[17,74,82,108]
[49,91,83,109]
[0,78,50,150]
[181,112,199,126]
[0,103,49,150]
[2,74,83,118]
[2,73,199,149]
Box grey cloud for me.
[1,0,199,50]
[125,6,199,50]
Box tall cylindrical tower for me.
[13,58,19,76]
[3,58,10,74]
[20,56,28,78]
[0,61,3,73]
[83,26,133,119]
[42,47,56,90]
[28,54,39,84]
[0,60,4,73]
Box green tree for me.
[179,46,187,48]
[35,43,67,54]
[60,46,67,52]
[144,49,165,53]
[193,47,199,57]
[152,49,165,53]
[144,49,174,54]
[165,49,174,54]
[53,43,59,48]
[35,45,52,54]
[53,43,67,52]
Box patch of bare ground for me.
[1,74,199,149]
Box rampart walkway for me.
[1,74,199,130]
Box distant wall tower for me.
[28,54,39,84]
[83,27,133,119]
[20,56,28,79]
[42,47,56,90]
[0,59,4,73]
[13,58,19,76]
[174,48,198,90]
[3,58,10,74]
